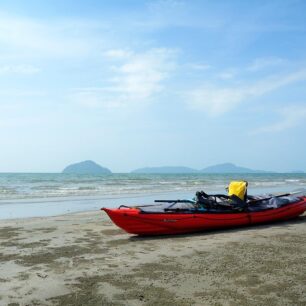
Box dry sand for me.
[0,210,305,306]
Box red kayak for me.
[102,197,306,236]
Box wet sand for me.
[0,211,305,306]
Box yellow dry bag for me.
[228,181,248,201]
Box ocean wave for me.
[0,173,305,200]
[252,181,285,186]
[0,186,18,194]
[285,179,300,182]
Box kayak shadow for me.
[129,214,306,241]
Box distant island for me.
[131,166,198,174]
[131,163,273,174]
[200,163,270,173]
[61,161,304,174]
[62,160,111,174]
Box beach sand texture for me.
[0,211,305,306]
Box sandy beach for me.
[0,210,305,306]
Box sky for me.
[0,0,306,172]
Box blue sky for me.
[1,0,306,172]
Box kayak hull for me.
[102,197,306,236]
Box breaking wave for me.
[0,173,305,200]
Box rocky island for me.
[131,166,198,174]
[62,160,111,174]
[130,163,272,174]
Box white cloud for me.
[188,69,306,116]
[144,0,224,30]
[103,49,132,59]
[0,116,46,128]
[187,63,211,71]
[72,48,177,109]
[114,48,176,100]
[0,64,40,75]
[0,13,97,59]
[69,88,124,109]
[147,0,186,15]
[0,89,46,97]
[251,105,306,134]
[216,71,236,80]
[247,57,285,72]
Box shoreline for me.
[0,191,193,221]
[0,210,305,305]
[1,185,305,221]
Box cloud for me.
[0,13,98,59]
[187,69,306,116]
[103,49,132,59]
[251,105,306,134]
[216,71,236,80]
[0,116,46,128]
[147,0,186,17]
[247,57,285,72]
[187,63,211,71]
[144,0,224,30]
[0,89,46,97]
[69,88,124,109]
[0,64,40,75]
[72,48,177,109]
[113,48,176,99]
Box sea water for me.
[0,173,305,219]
